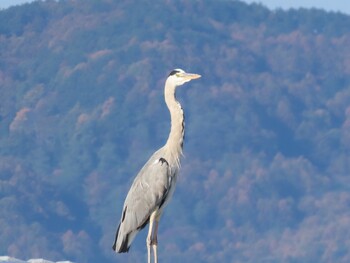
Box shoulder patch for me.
[159,157,169,166]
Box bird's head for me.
[167,69,201,86]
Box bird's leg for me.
[151,219,159,263]
[147,212,157,263]
[147,219,154,263]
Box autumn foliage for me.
[1,0,350,262]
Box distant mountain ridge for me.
[1,0,350,262]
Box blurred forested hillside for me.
[1,0,350,262]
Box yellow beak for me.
[182,73,201,80]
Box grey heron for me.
[112,69,201,263]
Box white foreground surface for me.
[0,256,73,263]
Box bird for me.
[112,69,201,263]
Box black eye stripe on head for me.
[168,69,180,76]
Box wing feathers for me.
[113,155,171,252]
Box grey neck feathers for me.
[164,79,185,168]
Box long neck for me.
[164,79,185,167]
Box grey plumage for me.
[113,149,176,252]
[112,69,201,263]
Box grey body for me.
[112,69,201,262]
[113,148,178,251]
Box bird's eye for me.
[176,73,181,77]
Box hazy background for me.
[1,0,350,263]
